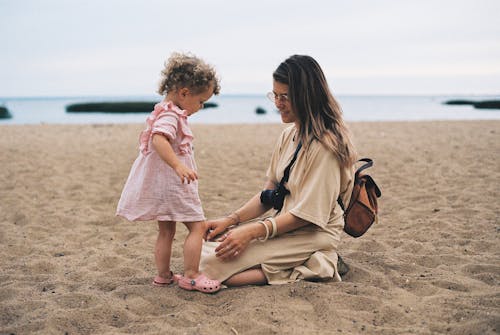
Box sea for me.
[0,94,499,125]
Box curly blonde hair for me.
[157,52,220,96]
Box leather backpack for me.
[338,158,381,237]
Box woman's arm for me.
[230,178,276,223]
[214,212,310,260]
[205,179,276,240]
[152,133,197,184]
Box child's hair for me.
[158,52,220,96]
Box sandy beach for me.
[0,120,499,335]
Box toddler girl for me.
[116,52,221,293]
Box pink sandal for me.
[152,271,175,287]
[177,273,221,293]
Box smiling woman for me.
[200,55,358,287]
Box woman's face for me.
[272,80,297,124]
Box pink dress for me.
[116,101,205,222]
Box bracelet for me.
[266,217,278,238]
[227,212,241,225]
[257,220,270,242]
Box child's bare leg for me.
[155,221,176,279]
[182,221,205,279]
[224,268,267,287]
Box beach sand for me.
[0,121,499,334]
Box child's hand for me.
[204,217,233,241]
[174,164,198,184]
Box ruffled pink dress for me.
[116,101,205,222]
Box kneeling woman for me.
[201,55,357,286]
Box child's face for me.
[179,86,214,116]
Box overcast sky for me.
[1,0,499,97]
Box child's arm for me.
[152,133,198,184]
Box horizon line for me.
[1,92,499,100]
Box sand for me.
[0,121,499,335]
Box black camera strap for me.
[260,141,303,212]
[280,142,302,185]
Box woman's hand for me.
[214,224,260,261]
[204,217,234,241]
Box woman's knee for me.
[313,232,337,250]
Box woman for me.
[200,55,357,286]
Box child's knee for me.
[158,221,176,236]
[185,221,206,235]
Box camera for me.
[260,184,290,211]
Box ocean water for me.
[0,94,499,125]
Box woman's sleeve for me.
[289,147,341,228]
[151,111,178,141]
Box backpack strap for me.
[337,197,346,211]
[354,158,373,178]
[337,158,374,211]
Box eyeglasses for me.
[266,92,289,103]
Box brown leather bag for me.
[338,158,381,238]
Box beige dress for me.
[200,125,354,284]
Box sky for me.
[1,0,499,97]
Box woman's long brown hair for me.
[273,55,357,168]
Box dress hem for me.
[116,212,205,222]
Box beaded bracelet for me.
[257,220,270,242]
[266,217,278,238]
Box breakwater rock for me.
[0,106,12,119]
[444,99,500,110]
[66,101,218,113]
